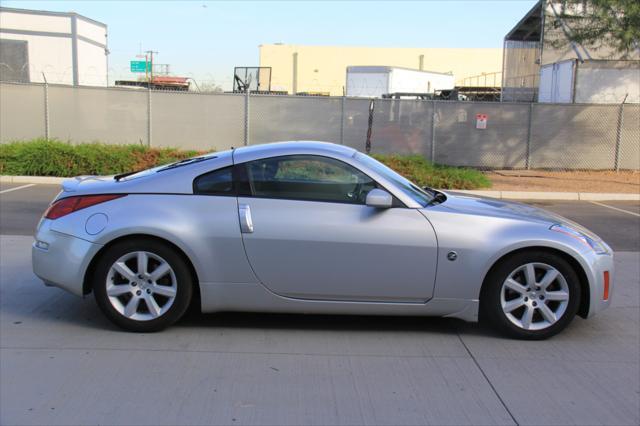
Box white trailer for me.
[346,66,455,98]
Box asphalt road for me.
[1,183,639,426]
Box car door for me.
[236,154,438,303]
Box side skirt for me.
[199,282,479,322]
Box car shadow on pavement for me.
[177,309,500,338]
[2,286,500,338]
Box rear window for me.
[116,153,218,182]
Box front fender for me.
[422,208,601,303]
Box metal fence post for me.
[614,101,625,172]
[42,77,50,141]
[244,89,250,146]
[365,99,375,154]
[430,100,436,162]
[147,87,152,147]
[526,102,533,170]
[339,96,345,145]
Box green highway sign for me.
[130,60,149,73]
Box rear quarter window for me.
[193,166,233,195]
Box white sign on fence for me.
[475,113,488,129]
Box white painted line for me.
[589,201,640,217]
[0,183,36,194]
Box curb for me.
[452,190,640,201]
[2,175,639,201]
[1,175,66,184]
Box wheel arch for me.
[479,246,590,319]
[82,234,201,307]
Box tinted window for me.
[193,166,233,195]
[245,155,376,204]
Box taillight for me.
[44,194,126,220]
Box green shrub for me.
[0,139,201,177]
[373,154,490,190]
[0,139,490,189]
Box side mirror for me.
[365,188,393,208]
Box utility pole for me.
[145,50,158,83]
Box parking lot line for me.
[0,184,36,194]
[589,201,640,218]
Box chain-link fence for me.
[1,81,638,170]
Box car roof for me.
[233,141,357,163]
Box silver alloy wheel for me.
[500,262,570,331]
[105,251,177,321]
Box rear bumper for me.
[32,220,102,296]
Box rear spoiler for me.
[61,175,110,192]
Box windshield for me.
[355,153,434,207]
[116,152,217,181]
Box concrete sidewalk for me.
[2,175,639,201]
[1,235,638,426]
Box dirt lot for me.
[487,170,640,193]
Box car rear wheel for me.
[481,251,581,340]
[93,239,193,332]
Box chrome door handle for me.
[238,204,254,233]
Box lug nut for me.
[539,295,544,300]
[524,297,529,301]
[532,301,537,307]
[138,275,143,279]
[136,290,141,296]
[536,286,541,291]
[147,280,152,283]
[131,282,137,287]
[146,289,151,294]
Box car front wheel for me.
[481,251,581,340]
[93,239,193,332]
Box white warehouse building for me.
[0,7,108,86]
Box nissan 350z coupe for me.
[32,141,614,339]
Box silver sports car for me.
[32,142,613,339]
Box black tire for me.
[480,250,581,340]
[93,238,193,332]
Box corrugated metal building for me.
[502,0,639,103]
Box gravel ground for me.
[487,170,640,193]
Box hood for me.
[436,191,588,230]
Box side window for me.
[245,155,376,204]
[193,166,233,195]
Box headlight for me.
[550,224,610,254]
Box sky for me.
[3,0,538,89]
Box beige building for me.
[259,44,503,96]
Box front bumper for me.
[582,249,614,318]
[32,219,103,297]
